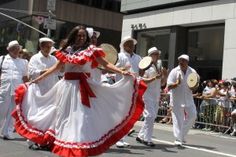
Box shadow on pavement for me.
[131,144,178,153]
[106,148,144,155]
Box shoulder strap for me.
[0,55,5,73]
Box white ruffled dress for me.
[12,45,146,157]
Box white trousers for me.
[171,105,197,141]
[0,95,15,136]
[138,99,159,142]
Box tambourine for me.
[138,56,152,70]
[187,73,200,90]
[98,43,118,69]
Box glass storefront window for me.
[136,29,170,68]
[187,25,224,80]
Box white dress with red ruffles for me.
[12,45,146,157]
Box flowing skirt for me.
[12,76,146,157]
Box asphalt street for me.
[0,122,235,157]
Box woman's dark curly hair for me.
[61,25,89,51]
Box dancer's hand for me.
[176,74,181,85]
[155,73,162,79]
[30,78,40,84]
[122,70,135,77]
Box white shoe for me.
[174,140,182,146]
[3,134,15,140]
[123,141,130,147]
[116,141,125,148]
[230,131,236,136]
[116,141,130,148]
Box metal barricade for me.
[156,95,234,134]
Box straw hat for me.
[39,37,54,44]
[178,54,189,61]
[119,36,137,49]
[148,47,161,56]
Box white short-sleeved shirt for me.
[115,51,141,81]
[143,64,161,102]
[167,66,197,107]
[0,54,28,95]
[28,51,58,94]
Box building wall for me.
[121,0,193,12]
[33,0,123,32]
[0,0,31,22]
[0,0,123,53]
[121,0,236,79]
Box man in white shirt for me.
[229,83,236,136]
[27,37,59,150]
[0,40,28,140]
[115,36,141,81]
[136,47,167,147]
[28,37,58,95]
[167,54,197,146]
[115,36,141,148]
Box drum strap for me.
[153,62,159,73]
[0,55,5,87]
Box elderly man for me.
[27,37,59,150]
[231,109,236,136]
[0,40,28,140]
[167,54,197,146]
[136,47,167,147]
[115,36,141,81]
[115,36,142,148]
[28,37,59,95]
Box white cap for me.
[86,27,100,38]
[39,37,54,44]
[119,36,137,49]
[7,40,22,50]
[178,54,189,61]
[148,47,161,56]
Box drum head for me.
[138,56,152,70]
[187,73,200,89]
[98,43,118,69]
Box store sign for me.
[44,18,56,30]
[131,23,147,30]
[47,0,56,11]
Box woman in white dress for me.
[12,25,146,157]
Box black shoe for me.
[136,137,144,143]
[29,144,51,151]
[29,144,41,150]
[128,129,135,136]
[143,141,155,147]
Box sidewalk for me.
[136,121,236,139]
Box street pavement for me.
[0,121,235,157]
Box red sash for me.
[64,72,96,108]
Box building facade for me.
[0,0,123,54]
[121,0,236,80]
